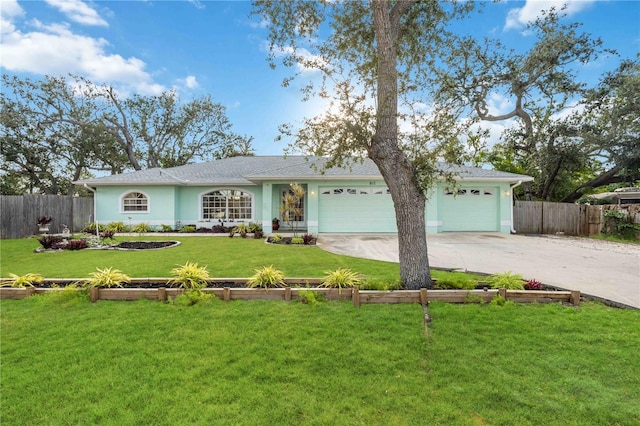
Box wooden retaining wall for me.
[0,286,580,307]
[0,195,94,238]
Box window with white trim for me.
[122,192,149,212]
[202,190,252,220]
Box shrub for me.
[171,289,215,306]
[106,221,128,232]
[359,279,402,291]
[233,223,251,237]
[64,239,88,250]
[43,283,88,303]
[168,262,210,290]
[248,222,262,233]
[434,276,476,290]
[487,271,525,290]
[247,265,286,289]
[212,225,228,233]
[160,224,174,232]
[254,230,264,239]
[130,223,151,233]
[269,234,282,244]
[298,288,324,305]
[87,267,130,288]
[37,215,53,226]
[291,237,304,245]
[99,229,116,239]
[320,268,361,291]
[37,235,63,249]
[524,279,544,290]
[3,273,44,288]
[82,222,105,234]
[302,234,315,245]
[602,209,640,240]
[180,225,196,233]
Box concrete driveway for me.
[317,233,640,309]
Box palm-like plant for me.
[87,267,130,288]
[320,268,361,291]
[168,262,210,290]
[247,265,285,289]
[3,273,44,288]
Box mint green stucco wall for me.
[95,180,514,233]
[95,186,177,227]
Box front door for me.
[281,189,305,230]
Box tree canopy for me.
[0,74,254,195]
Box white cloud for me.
[0,0,24,34]
[504,0,597,31]
[45,0,108,27]
[184,75,199,89]
[1,18,163,95]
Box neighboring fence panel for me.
[514,201,639,237]
[0,195,93,239]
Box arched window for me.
[202,189,252,220]
[122,192,149,212]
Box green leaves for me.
[247,265,286,289]
[87,267,131,288]
[4,273,44,288]
[168,262,210,290]
[320,268,361,291]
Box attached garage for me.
[318,186,397,233]
[440,187,500,231]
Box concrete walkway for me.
[317,233,640,309]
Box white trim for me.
[119,190,151,214]
[198,187,255,222]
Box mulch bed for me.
[112,241,178,250]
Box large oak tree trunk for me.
[371,1,432,289]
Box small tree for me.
[280,183,305,236]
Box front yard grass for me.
[1,297,638,425]
[0,236,484,284]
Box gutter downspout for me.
[510,180,523,234]
[83,184,99,238]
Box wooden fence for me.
[514,201,640,237]
[0,286,581,307]
[0,195,94,239]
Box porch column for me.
[262,182,273,233]
[307,182,319,234]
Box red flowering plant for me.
[524,279,544,290]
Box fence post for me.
[158,287,167,302]
[90,287,99,303]
[498,288,507,301]
[352,287,360,308]
[570,290,581,306]
[420,288,428,305]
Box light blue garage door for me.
[318,186,397,233]
[440,187,499,231]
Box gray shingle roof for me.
[75,156,533,186]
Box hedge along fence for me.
[0,279,581,307]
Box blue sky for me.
[1,0,638,155]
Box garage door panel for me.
[441,187,499,232]
[319,187,396,233]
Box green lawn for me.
[0,236,401,281]
[0,236,486,284]
[1,297,638,425]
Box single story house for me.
[75,156,533,234]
